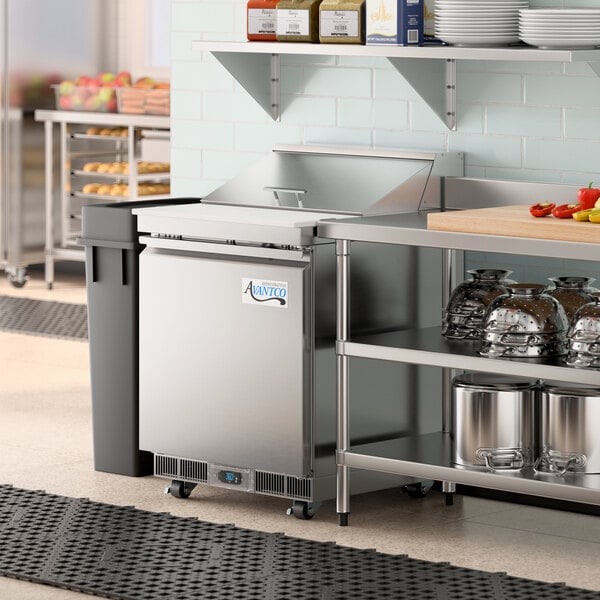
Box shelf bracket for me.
[587,61,600,77]
[212,51,281,121]
[386,57,457,131]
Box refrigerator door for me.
[139,244,314,478]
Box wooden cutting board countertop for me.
[427,204,600,244]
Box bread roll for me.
[82,183,101,194]
[97,184,112,195]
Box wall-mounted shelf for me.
[192,40,600,130]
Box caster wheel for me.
[444,492,454,506]
[7,268,28,288]
[286,501,317,520]
[9,278,26,289]
[166,480,195,499]
[403,481,433,498]
[338,513,349,527]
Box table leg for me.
[44,120,54,289]
[336,239,350,526]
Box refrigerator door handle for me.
[121,248,127,286]
[91,246,98,283]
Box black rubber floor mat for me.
[0,296,87,341]
[1,486,598,599]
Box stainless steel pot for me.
[537,384,600,475]
[451,373,538,471]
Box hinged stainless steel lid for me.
[202,145,463,215]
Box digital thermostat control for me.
[208,464,254,492]
[218,469,243,485]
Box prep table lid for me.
[202,145,463,215]
[133,203,348,246]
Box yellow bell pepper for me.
[573,208,599,221]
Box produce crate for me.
[117,88,170,116]
[53,84,117,112]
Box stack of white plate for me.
[519,9,600,49]
[435,0,527,47]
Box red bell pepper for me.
[551,203,583,219]
[529,202,555,217]
[577,182,600,209]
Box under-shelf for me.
[72,192,171,202]
[192,40,600,129]
[72,170,171,182]
[341,433,600,506]
[344,326,600,386]
[71,133,130,142]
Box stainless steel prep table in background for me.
[34,110,171,289]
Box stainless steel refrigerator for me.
[0,0,117,286]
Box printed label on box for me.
[248,8,277,35]
[320,10,359,37]
[277,9,310,36]
[366,0,423,45]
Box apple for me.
[58,95,72,110]
[58,80,75,95]
[134,76,155,88]
[97,88,114,103]
[84,95,102,111]
[116,70,132,86]
[98,72,115,84]
[105,98,117,112]
[70,92,85,110]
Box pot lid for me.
[453,373,538,390]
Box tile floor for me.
[0,268,599,599]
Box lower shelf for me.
[340,432,600,506]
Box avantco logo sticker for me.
[242,278,288,308]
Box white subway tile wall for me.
[170,0,600,276]
[171,0,600,191]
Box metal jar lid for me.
[541,381,600,397]
[453,373,538,391]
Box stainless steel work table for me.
[317,211,600,525]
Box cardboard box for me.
[366,0,423,45]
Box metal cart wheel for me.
[403,480,434,498]
[7,267,28,288]
[164,480,196,499]
[286,500,317,520]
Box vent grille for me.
[255,471,285,496]
[154,455,208,483]
[255,470,313,501]
[154,456,312,500]
[286,476,312,501]
[154,455,178,478]
[180,458,208,482]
